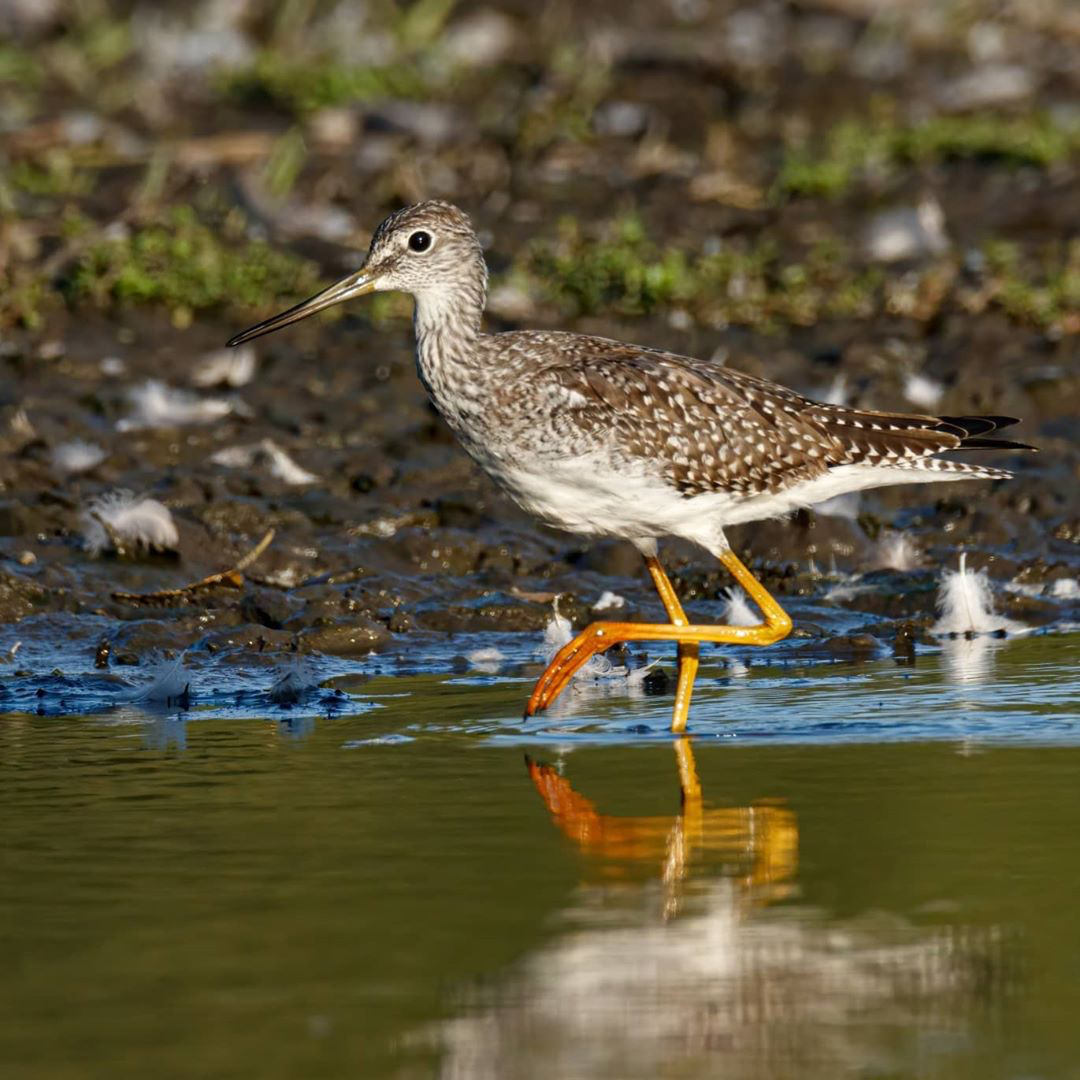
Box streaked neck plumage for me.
[412,250,489,421]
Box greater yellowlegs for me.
[228,201,1032,731]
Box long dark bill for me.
[226,269,376,347]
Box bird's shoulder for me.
[488,329,810,419]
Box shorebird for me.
[228,201,1032,731]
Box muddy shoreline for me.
[1,1,1078,708]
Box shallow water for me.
[2,631,1079,1079]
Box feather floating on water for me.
[932,553,1026,636]
[268,657,320,705]
[593,590,626,612]
[542,602,656,685]
[1049,578,1079,600]
[125,655,190,706]
[468,647,505,673]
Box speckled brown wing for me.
[542,340,840,497]
[522,334,1029,495]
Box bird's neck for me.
[412,265,489,407]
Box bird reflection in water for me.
[526,739,797,919]
[430,740,1014,1079]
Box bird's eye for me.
[408,230,433,253]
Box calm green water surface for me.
[3,640,1080,1079]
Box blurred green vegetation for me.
[777,111,1080,198]
[515,44,612,153]
[983,239,1080,328]
[4,210,1079,335]
[0,42,42,86]
[521,215,883,329]
[0,270,50,330]
[9,154,94,198]
[220,54,426,114]
[61,207,323,325]
[3,0,1080,340]
[219,0,457,114]
[517,214,1080,334]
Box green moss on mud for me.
[220,53,426,113]
[0,43,42,86]
[983,240,1080,330]
[0,270,50,330]
[6,210,1079,337]
[9,156,94,198]
[777,111,1080,198]
[62,207,323,322]
[521,215,883,329]
[518,215,1080,334]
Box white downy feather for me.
[820,374,849,407]
[1049,578,1079,599]
[721,586,759,627]
[467,647,505,673]
[211,439,318,485]
[126,655,190,705]
[118,379,235,431]
[874,532,920,572]
[541,601,657,686]
[902,371,945,410]
[593,590,626,612]
[80,490,179,555]
[932,553,1026,636]
[268,657,320,705]
[191,344,257,388]
[50,439,107,475]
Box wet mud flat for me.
[1,0,1079,722]
[0,297,1076,724]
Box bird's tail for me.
[805,407,1035,478]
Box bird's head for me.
[227,200,486,346]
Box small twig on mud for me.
[509,585,561,604]
[112,528,276,604]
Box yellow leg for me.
[526,548,792,725]
[645,556,698,734]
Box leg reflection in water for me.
[427,743,1015,1078]
[526,738,798,918]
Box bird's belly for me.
[487,456,737,542]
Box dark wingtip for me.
[956,438,1038,451]
[938,414,1022,436]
